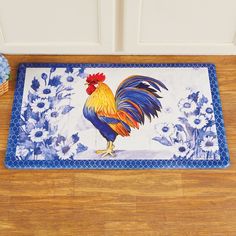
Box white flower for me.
[179,98,197,113]
[45,108,60,123]
[201,103,214,118]
[56,141,77,160]
[61,75,75,87]
[200,136,219,152]
[31,98,50,113]
[29,127,49,142]
[37,85,56,99]
[16,146,29,158]
[188,115,207,129]
[174,143,190,158]
[155,123,175,137]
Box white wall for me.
[0,0,236,54]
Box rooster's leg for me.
[96,141,115,157]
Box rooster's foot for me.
[96,149,115,157]
[96,141,115,157]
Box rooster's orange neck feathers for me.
[85,83,117,114]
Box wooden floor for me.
[0,55,236,236]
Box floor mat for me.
[5,63,230,169]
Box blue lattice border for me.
[5,63,230,169]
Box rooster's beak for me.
[84,82,88,85]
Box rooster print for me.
[83,73,168,157]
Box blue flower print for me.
[178,98,197,114]
[16,67,88,161]
[29,127,49,143]
[200,136,218,153]
[200,102,214,119]
[188,115,207,129]
[0,54,10,84]
[174,142,191,158]
[37,84,57,99]
[31,98,50,113]
[54,133,87,160]
[155,123,175,138]
[153,90,220,160]
[55,140,77,160]
[61,75,75,88]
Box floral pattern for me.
[16,66,88,161]
[153,90,220,160]
[0,54,10,84]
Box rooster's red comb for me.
[86,73,106,83]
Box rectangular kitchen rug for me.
[5,63,229,169]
